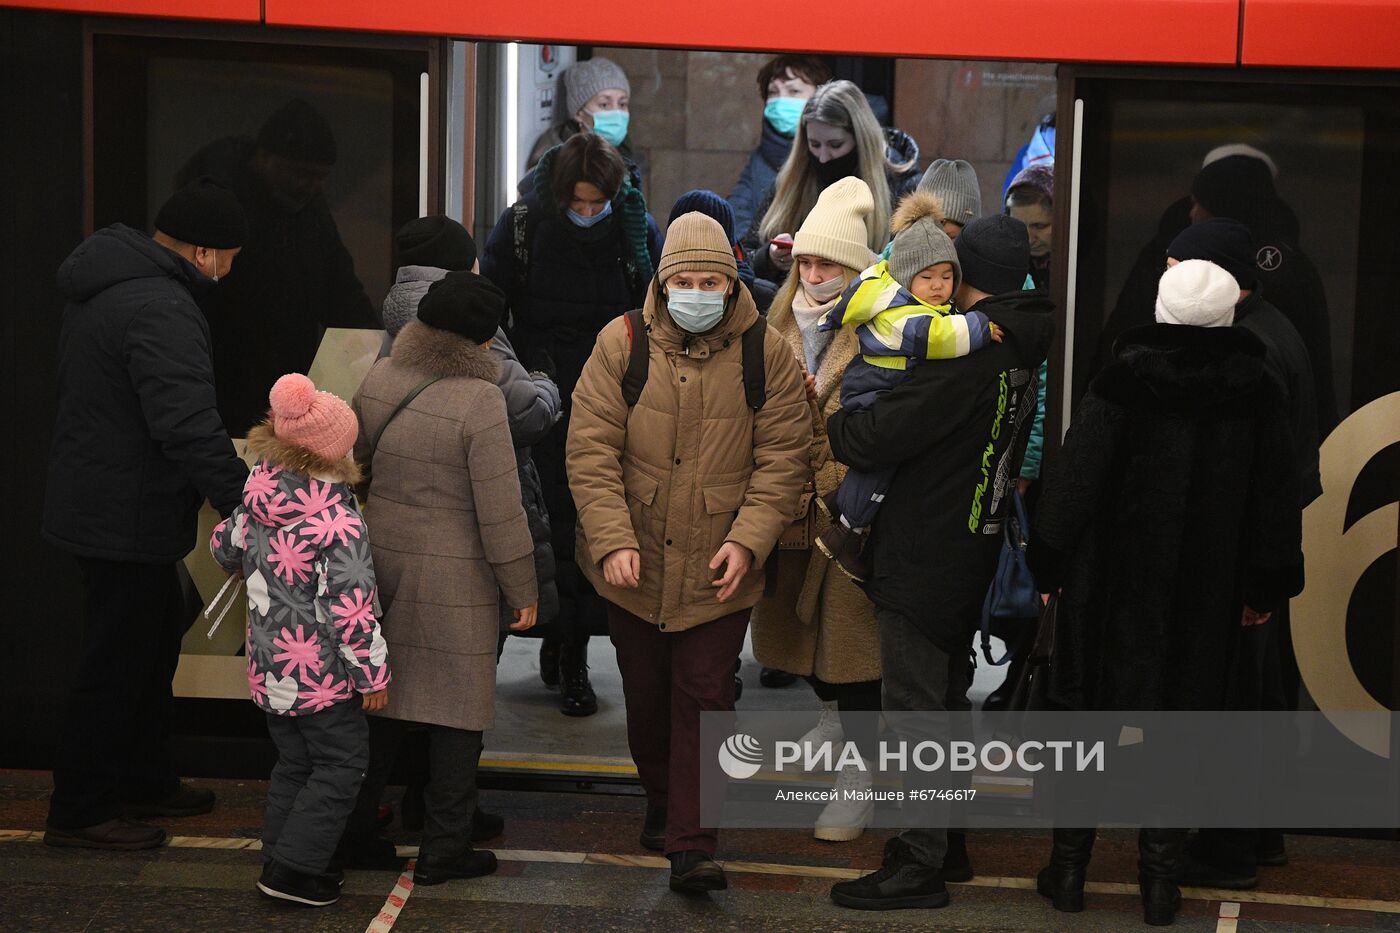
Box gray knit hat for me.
[918,159,982,226]
[565,58,631,118]
[888,190,961,295]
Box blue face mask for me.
[764,96,805,137]
[666,287,728,334]
[590,110,630,147]
[567,199,613,228]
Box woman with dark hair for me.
[481,132,662,717]
[739,79,920,290]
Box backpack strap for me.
[740,316,768,411]
[511,202,530,294]
[621,309,649,408]
[369,377,442,460]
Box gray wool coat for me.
[353,320,537,732]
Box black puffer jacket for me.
[1029,325,1303,712]
[826,290,1055,653]
[742,127,921,286]
[43,225,248,563]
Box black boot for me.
[1256,830,1287,867]
[830,837,950,910]
[941,830,974,883]
[1036,827,1096,912]
[669,850,727,893]
[640,804,667,852]
[470,807,504,843]
[539,637,561,689]
[560,643,598,717]
[1138,828,1187,926]
[1180,829,1258,890]
[414,848,498,886]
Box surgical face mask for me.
[666,287,728,334]
[764,97,805,136]
[802,273,846,304]
[567,199,613,228]
[590,110,630,147]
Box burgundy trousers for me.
[607,602,750,856]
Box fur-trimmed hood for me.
[390,319,502,383]
[244,424,362,491]
[1096,323,1271,414]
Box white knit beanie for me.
[1155,259,1240,328]
[792,177,877,272]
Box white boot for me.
[814,760,873,842]
[799,701,843,754]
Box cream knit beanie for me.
[1155,259,1240,328]
[793,177,877,272]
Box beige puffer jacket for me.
[566,284,811,632]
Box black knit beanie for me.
[395,215,478,272]
[668,190,737,245]
[417,271,505,344]
[955,215,1030,296]
[154,177,248,249]
[256,99,338,166]
[1167,218,1258,290]
[1191,155,1275,225]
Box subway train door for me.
[84,20,455,769]
[1054,67,1400,721]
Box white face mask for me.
[666,287,728,334]
[801,273,846,304]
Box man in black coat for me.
[826,217,1054,912]
[176,99,380,436]
[42,180,251,850]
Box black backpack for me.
[621,307,767,411]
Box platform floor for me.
[3,770,1398,932]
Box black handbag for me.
[1001,593,1058,713]
[979,488,1041,665]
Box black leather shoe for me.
[44,817,167,851]
[338,835,403,871]
[560,645,598,717]
[640,805,667,852]
[1177,854,1257,890]
[830,838,950,910]
[759,667,798,688]
[124,782,216,818]
[539,638,561,689]
[1036,827,1095,912]
[414,849,498,886]
[1256,830,1287,867]
[257,860,340,907]
[669,850,727,893]
[471,807,504,843]
[941,830,974,883]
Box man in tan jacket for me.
[567,212,810,893]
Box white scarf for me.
[790,285,838,375]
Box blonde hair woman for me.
[741,80,919,288]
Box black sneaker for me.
[413,848,498,886]
[257,861,340,907]
[640,805,667,852]
[830,838,950,911]
[669,850,727,893]
[124,782,216,818]
[471,807,505,843]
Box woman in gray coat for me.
[350,271,538,886]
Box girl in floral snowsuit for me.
[210,374,390,908]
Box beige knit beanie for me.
[793,177,877,271]
[656,212,738,282]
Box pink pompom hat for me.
[268,373,358,462]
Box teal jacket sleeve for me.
[1019,360,1048,482]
